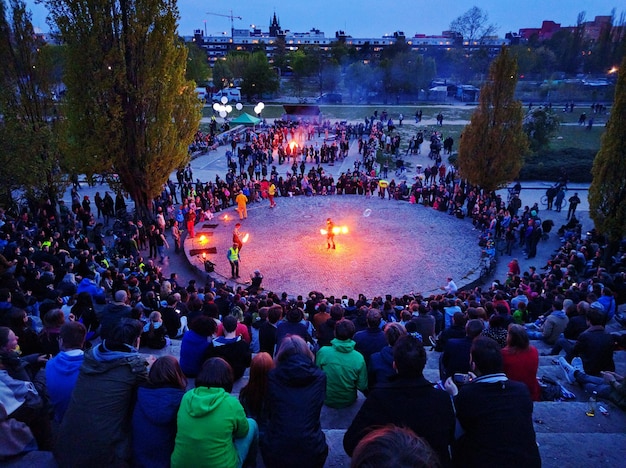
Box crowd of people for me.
[1,114,625,466]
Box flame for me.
[242,233,249,243]
[320,226,349,235]
[199,234,207,243]
[202,252,207,259]
[224,214,229,220]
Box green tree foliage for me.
[212,59,233,90]
[241,51,279,99]
[344,62,382,102]
[185,40,211,84]
[523,108,560,152]
[44,0,202,218]
[545,12,588,75]
[0,0,68,208]
[380,51,436,99]
[457,47,529,191]
[589,55,626,247]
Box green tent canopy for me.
[231,112,261,126]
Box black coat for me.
[344,375,455,465]
[258,322,278,356]
[441,336,473,381]
[203,336,251,380]
[453,377,540,467]
[261,354,327,468]
[574,327,615,376]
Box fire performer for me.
[326,218,336,250]
[233,223,244,251]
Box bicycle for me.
[540,184,568,210]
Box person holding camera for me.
[344,334,455,464]
[444,336,541,467]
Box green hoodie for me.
[171,386,249,468]
[316,338,368,408]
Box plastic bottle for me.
[585,391,597,417]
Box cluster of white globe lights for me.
[212,97,265,118]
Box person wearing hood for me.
[75,272,105,303]
[316,319,367,408]
[171,357,257,468]
[45,321,86,423]
[132,356,187,468]
[344,334,455,465]
[54,319,148,467]
[368,323,406,389]
[525,299,569,345]
[261,335,327,468]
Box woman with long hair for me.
[71,291,99,339]
[132,356,187,468]
[262,335,327,468]
[239,352,274,435]
[501,324,541,401]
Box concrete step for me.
[537,432,626,468]
[532,401,626,433]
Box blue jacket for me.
[132,385,185,468]
[368,345,395,388]
[76,277,105,302]
[45,350,84,423]
[179,330,212,377]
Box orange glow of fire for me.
[289,141,298,151]
[224,214,229,220]
[320,226,349,235]
[202,252,207,259]
[199,235,207,243]
[242,233,249,243]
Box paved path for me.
[65,118,594,297]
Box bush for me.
[520,148,595,182]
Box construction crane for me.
[206,10,242,37]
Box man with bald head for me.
[98,289,133,340]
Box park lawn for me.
[550,121,605,152]
[201,104,477,122]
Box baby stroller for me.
[541,219,554,241]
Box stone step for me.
[532,401,626,433]
[536,433,626,468]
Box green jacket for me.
[171,386,249,468]
[316,338,368,408]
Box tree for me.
[185,40,211,84]
[449,6,496,44]
[241,51,279,100]
[212,59,233,90]
[44,0,202,219]
[457,47,529,191]
[589,55,626,251]
[0,0,68,209]
[523,108,560,152]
